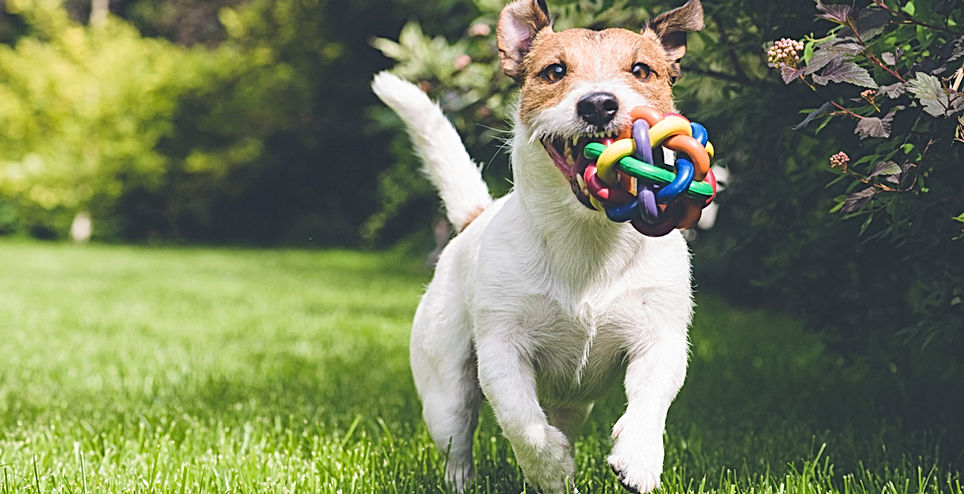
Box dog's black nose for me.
[576,92,619,127]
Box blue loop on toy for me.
[638,186,659,223]
[631,119,653,164]
[656,155,694,203]
[605,198,639,222]
[690,122,708,146]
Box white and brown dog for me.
[372,1,703,492]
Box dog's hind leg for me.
[411,276,481,491]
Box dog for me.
[372,0,703,492]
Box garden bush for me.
[371,0,963,370]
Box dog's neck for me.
[511,127,648,288]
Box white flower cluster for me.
[767,38,804,68]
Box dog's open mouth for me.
[541,132,618,208]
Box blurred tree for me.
[0,0,478,245]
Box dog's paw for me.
[607,434,664,493]
[444,461,474,493]
[513,424,575,494]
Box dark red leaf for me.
[816,2,853,24]
[793,102,833,130]
[853,105,902,139]
[842,187,876,213]
[813,59,877,88]
[804,40,863,75]
[781,64,804,84]
[878,82,906,99]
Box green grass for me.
[0,240,959,493]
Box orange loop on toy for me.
[628,107,663,127]
[663,134,710,181]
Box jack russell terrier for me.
[372,0,704,491]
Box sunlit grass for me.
[0,241,958,493]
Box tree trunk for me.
[89,0,109,27]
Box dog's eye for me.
[539,63,566,83]
[631,62,653,80]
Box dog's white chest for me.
[519,294,628,404]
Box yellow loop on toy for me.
[705,141,715,159]
[595,138,635,185]
[648,116,692,147]
[589,195,605,211]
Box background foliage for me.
[0,0,461,244]
[0,0,960,376]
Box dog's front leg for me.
[608,331,688,493]
[476,333,574,494]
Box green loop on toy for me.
[583,142,713,201]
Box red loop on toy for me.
[584,164,634,205]
[703,168,718,206]
[631,202,681,237]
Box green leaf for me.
[868,161,901,177]
[803,39,816,63]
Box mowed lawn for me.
[0,241,959,493]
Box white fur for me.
[371,72,492,231]
[372,72,692,494]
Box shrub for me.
[767,0,963,347]
[371,0,964,365]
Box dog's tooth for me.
[576,173,586,189]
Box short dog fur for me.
[372,1,704,492]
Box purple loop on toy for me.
[605,198,639,222]
[637,186,659,223]
[631,119,653,164]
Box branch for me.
[686,67,769,88]
[870,0,963,35]
[848,20,906,83]
[799,76,867,120]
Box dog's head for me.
[498,0,703,207]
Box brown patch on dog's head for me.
[497,0,552,81]
[517,28,677,125]
[644,0,704,83]
[496,0,704,126]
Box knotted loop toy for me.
[580,106,717,237]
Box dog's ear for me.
[497,0,552,81]
[645,0,704,82]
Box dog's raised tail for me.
[371,72,492,231]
